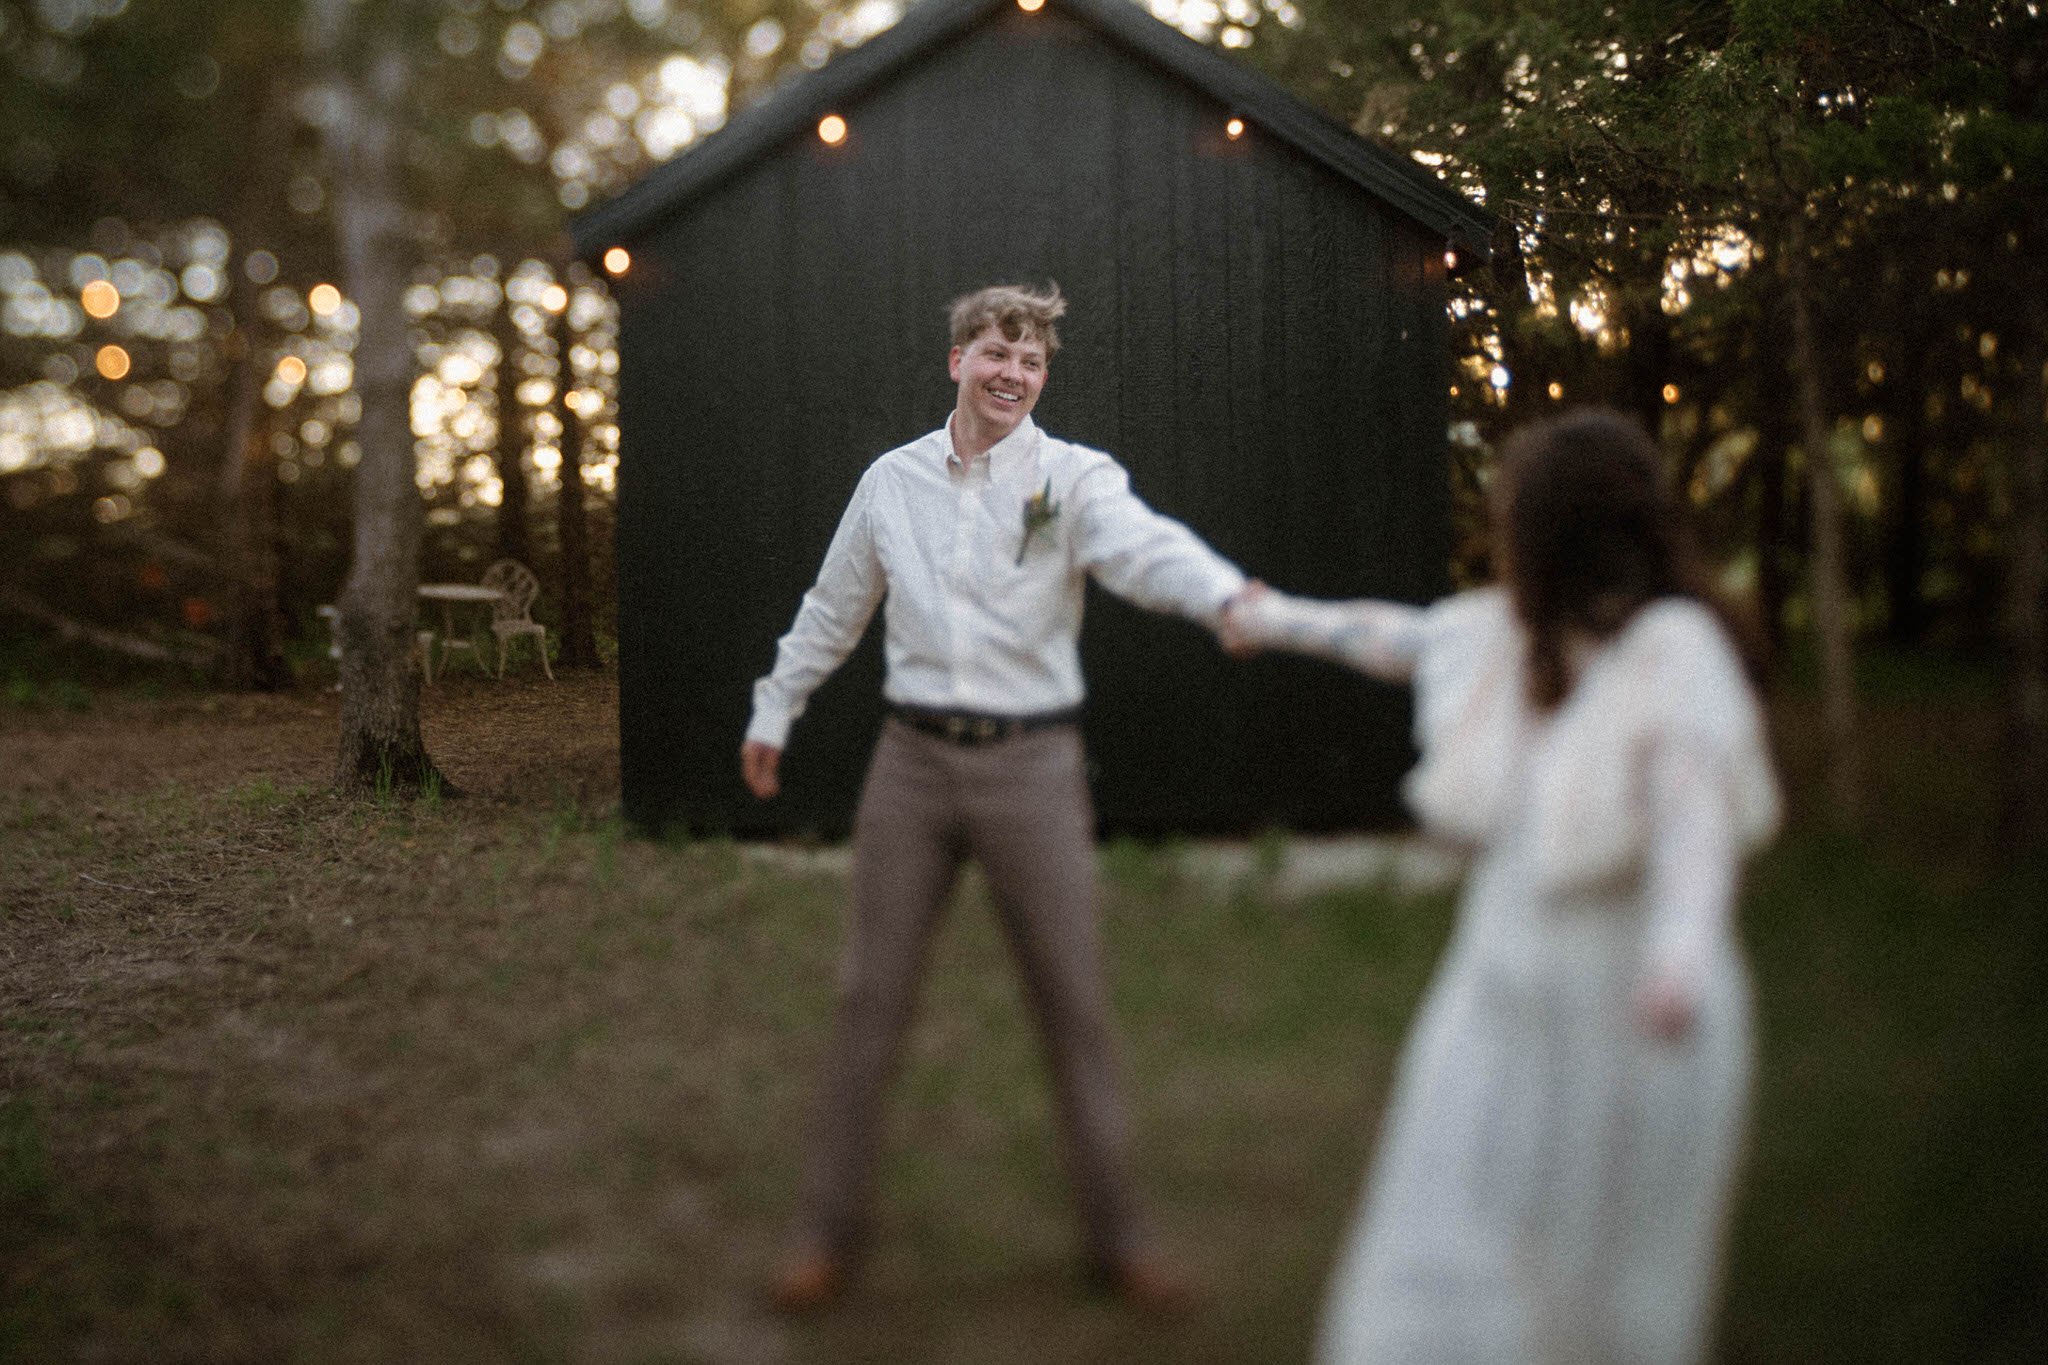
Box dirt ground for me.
[5,666,2044,1364]
[0,670,621,807]
[0,673,1399,1364]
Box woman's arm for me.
[1634,732,1742,1042]
[1220,586,1425,684]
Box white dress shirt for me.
[747,416,1246,749]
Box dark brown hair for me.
[1492,408,1765,709]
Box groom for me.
[741,282,1247,1310]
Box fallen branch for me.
[105,525,221,573]
[0,586,218,668]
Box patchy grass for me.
[1,664,2043,1362]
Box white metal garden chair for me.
[480,558,552,680]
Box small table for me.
[417,583,504,677]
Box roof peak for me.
[570,0,1494,260]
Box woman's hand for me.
[1217,580,1270,659]
[1632,974,1697,1043]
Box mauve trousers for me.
[789,717,1144,1263]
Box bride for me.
[1222,409,1779,1364]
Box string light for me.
[1443,248,1458,270]
[541,284,569,313]
[603,247,631,277]
[96,345,132,380]
[81,280,120,319]
[818,113,848,146]
[1225,117,1245,140]
[1547,381,1564,400]
[1662,383,1681,405]
[309,283,343,316]
[276,355,308,385]
[1018,0,1045,11]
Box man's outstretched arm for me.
[1069,460,1246,627]
[740,472,885,798]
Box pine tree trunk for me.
[551,281,600,669]
[214,75,292,692]
[492,285,532,568]
[1881,292,1933,646]
[215,299,289,691]
[2003,287,2048,852]
[1625,309,1675,438]
[309,0,438,793]
[1788,215,1862,826]
[1753,409,1794,652]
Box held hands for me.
[740,740,783,800]
[1217,580,1270,659]
[1632,974,1698,1043]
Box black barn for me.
[571,0,1492,839]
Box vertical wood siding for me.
[615,8,1450,836]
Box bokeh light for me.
[96,345,131,380]
[81,280,120,318]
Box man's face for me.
[948,326,1048,440]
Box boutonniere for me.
[1016,478,1061,566]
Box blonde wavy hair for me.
[947,282,1066,356]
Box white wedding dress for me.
[1236,587,1780,1365]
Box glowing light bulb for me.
[81,280,120,319]
[96,345,132,380]
[603,247,631,277]
[541,284,569,313]
[276,355,308,385]
[1019,0,1045,10]
[1226,117,1245,140]
[818,113,847,146]
[309,283,343,316]
[1662,383,1681,405]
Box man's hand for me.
[741,740,783,800]
[1632,974,1697,1043]
[1217,580,1269,659]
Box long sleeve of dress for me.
[1228,590,1427,684]
[1638,731,1742,1003]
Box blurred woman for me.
[1221,409,1779,1364]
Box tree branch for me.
[0,586,217,668]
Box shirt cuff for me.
[746,683,796,750]
[1199,566,1251,626]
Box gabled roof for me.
[570,0,1495,261]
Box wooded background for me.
[1,0,2042,842]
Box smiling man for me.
[742,282,1246,1311]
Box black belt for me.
[888,703,1083,746]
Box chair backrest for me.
[480,559,540,622]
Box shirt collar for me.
[944,414,1038,478]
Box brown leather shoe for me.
[766,1246,846,1313]
[1090,1250,1195,1314]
